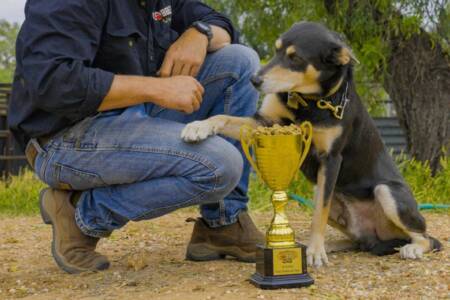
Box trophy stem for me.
[266,191,296,248]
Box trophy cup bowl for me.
[241,122,314,289]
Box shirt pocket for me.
[95,26,146,75]
[154,23,179,69]
[155,24,179,50]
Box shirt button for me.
[150,55,154,61]
[140,1,145,7]
[129,40,134,47]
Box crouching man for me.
[9,0,263,273]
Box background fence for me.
[0,83,28,178]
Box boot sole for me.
[39,189,108,274]
[186,243,255,263]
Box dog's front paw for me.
[400,243,424,260]
[307,239,329,268]
[181,121,216,142]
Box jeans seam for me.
[41,150,55,185]
[49,146,219,172]
[204,208,243,228]
[75,206,112,238]
[224,84,234,118]
[133,189,211,221]
[202,72,239,86]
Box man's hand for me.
[99,27,230,113]
[159,28,208,78]
[152,76,205,114]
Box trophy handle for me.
[240,126,263,180]
[298,121,313,169]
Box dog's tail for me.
[370,236,442,256]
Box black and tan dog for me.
[181,22,441,267]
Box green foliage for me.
[0,19,19,82]
[395,152,450,205]
[0,171,47,216]
[0,155,448,216]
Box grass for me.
[0,155,449,216]
[0,170,46,216]
[249,154,450,211]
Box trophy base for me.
[250,243,314,290]
[250,272,314,290]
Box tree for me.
[206,0,449,173]
[323,0,449,173]
[0,19,19,82]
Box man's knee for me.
[213,44,260,76]
[214,138,244,193]
[195,136,243,198]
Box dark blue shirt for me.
[9,0,238,149]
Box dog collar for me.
[287,82,350,120]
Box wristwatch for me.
[191,21,213,45]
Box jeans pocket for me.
[28,139,49,182]
[53,163,106,191]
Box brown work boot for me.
[39,188,110,274]
[186,211,265,263]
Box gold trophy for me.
[241,122,314,289]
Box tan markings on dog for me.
[261,65,322,94]
[325,77,344,97]
[275,39,283,49]
[312,126,343,154]
[337,47,360,65]
[259,94,295,123]
[374,185,431,254]
[293,64,322,94]
[312,168,331,231]
[210,115,259,141]
[286,45,296,56]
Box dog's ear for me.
[323,45,360,66]
[338,47,360,65]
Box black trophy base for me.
[250,272,314,290]
[251,243,314,289]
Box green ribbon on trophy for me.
[240,122,315,289]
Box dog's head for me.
[252,22,359,96]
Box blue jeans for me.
[32,45,260,238]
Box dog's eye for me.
[288,54,304,64]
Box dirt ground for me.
[0,207,448,300]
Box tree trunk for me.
[323,0,450,173]
[384,32,450,173]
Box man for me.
[9,0,264,274]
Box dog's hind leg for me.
[374,183,442,259]
[325,239,358,253]
[325,196,358,253]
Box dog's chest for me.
[311,126,343,154]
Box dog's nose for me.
[251,75,263,88]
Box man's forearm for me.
[99,74,204,113]
[98,75,157,111]
[209,25,231,52]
